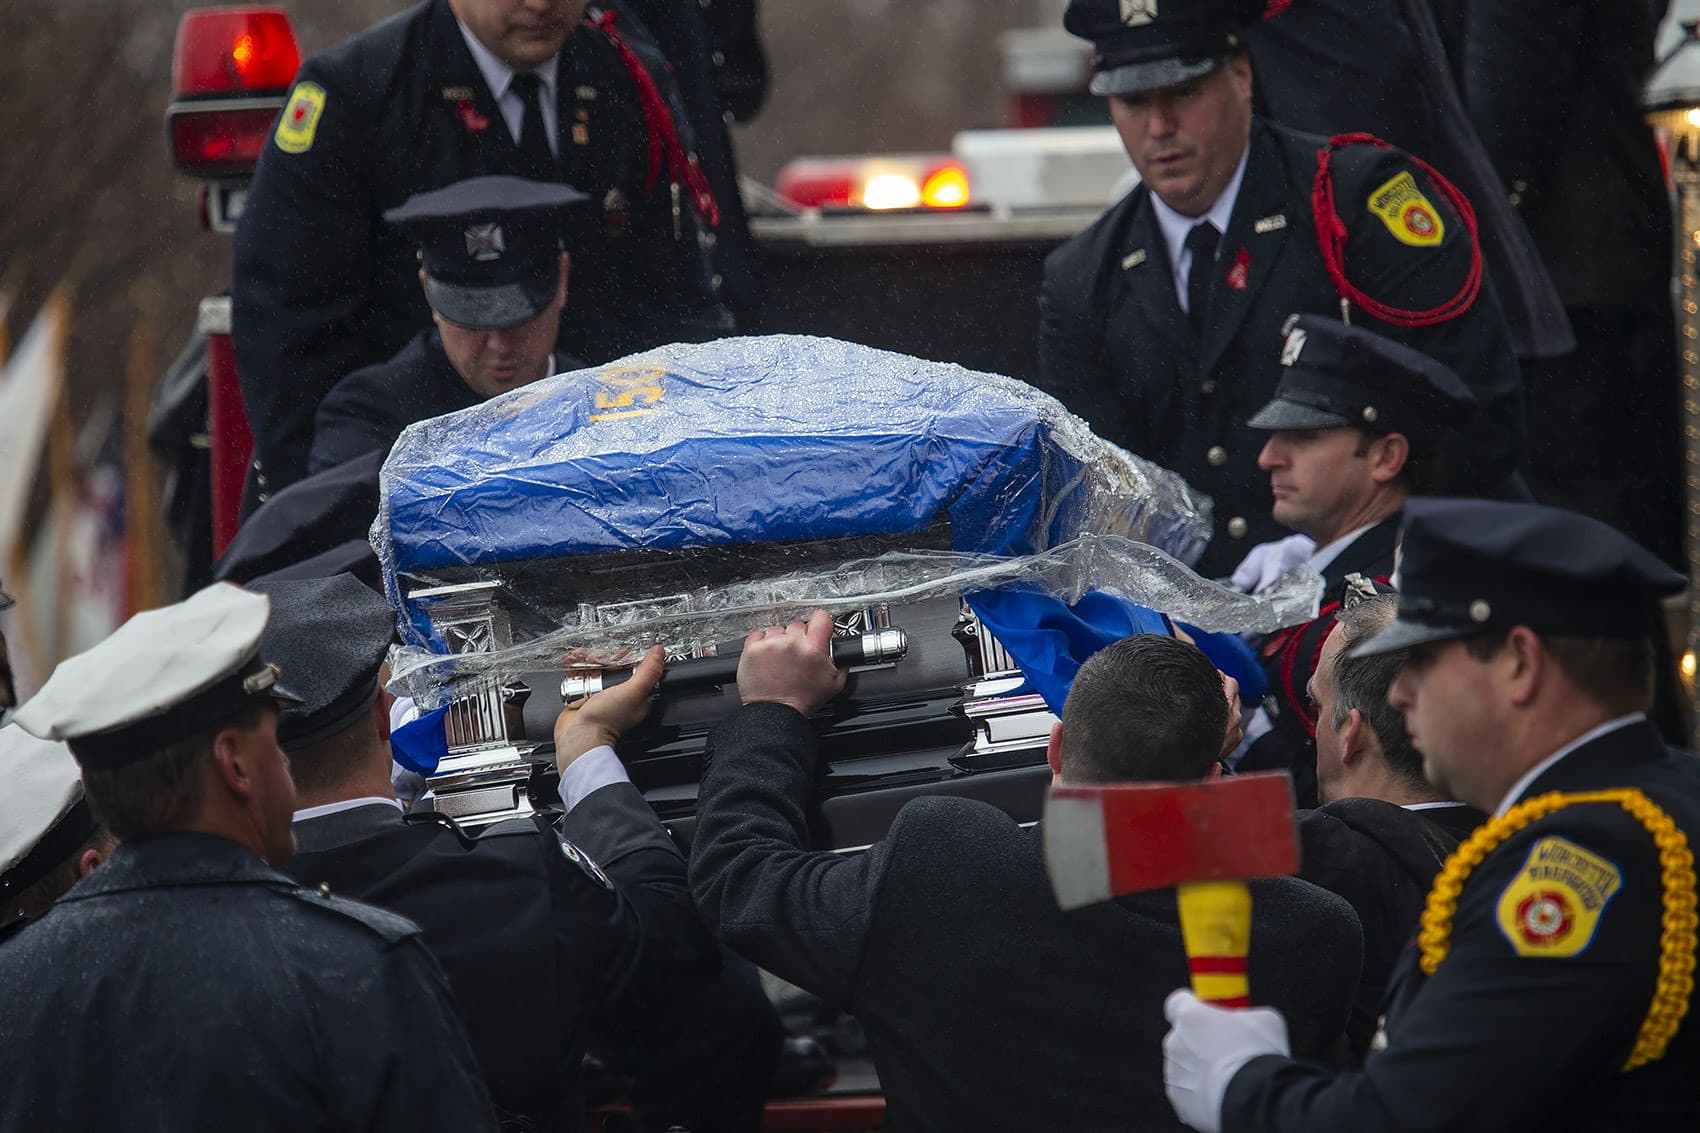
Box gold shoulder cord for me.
[1416,788,1698,1071]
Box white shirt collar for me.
[456,19,560,104]
[293,796,403,823]
[1151,143,1251,277]
[1493,713,1647,817]
[1308,521,1379,575]
[1403,800,1468,812]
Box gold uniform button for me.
[1227,516,1248,538]
[1206,446,1227,467]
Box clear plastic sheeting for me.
[370,334,1263,705]
[385,536,1322,706]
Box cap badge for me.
[242,663,281,695]
[1280,327,1307,367]
[1469,599,1492,623]
[1119,0,1158,27]
[465,223,506,261]
[1361,406,1379,424]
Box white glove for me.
[1163,989,1290,1133]
[1228,533,1316,594]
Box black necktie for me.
[510,72,555,179]
[1186,222,1220,334]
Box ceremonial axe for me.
[1043,772,1299,1007]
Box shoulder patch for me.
[558,836,613,890]
[1495,836,1623,958]
[1367,171,1444,247]
[275,81,327,154]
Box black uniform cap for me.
[214,451,383,588]
[251,574,397,752]
[1248,315,1476,453]
[1350,498,1686,658]
[1064,0,1264,97]
[383,175,590,331]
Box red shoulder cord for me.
[1271,601,1340,740]
[589,10,721,229]
[1262,0,1293,16]
[1268,571,1395,738]
[1311,131,1481,328]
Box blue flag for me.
[390,704,450,776]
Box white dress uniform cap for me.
[11,584,299,769]
[0,724,90,904]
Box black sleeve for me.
[689,701,899,1007]
[309,380,395,475]
[545,786,716,1008]
[566,779,782,1132]
[232,58,381,488]
[1222,810,1663,1133]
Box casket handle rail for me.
[561,628,910,704]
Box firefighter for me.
[0,584,497,1131]
[1163,498,1700,1132]
[232,0,732,510]
[1037,0,1526,576]
[259,573,781,1132]
[308,175,590,475]
[1232,314,1478,806]
[0,726,114,927]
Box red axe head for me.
[1042,772,1299,911]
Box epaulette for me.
[286,881,421,945]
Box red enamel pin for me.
[1225,246,1251,291]
[455,100,489,133]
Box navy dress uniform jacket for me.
[310,331,476,474]
[1226,720,1700,1131]
[1297,799,1484,1060]
[233,0,732,501]
[0,832,497,1132]
[286,783,771,1132]
[690,702,1364,1132]
[1036,120,1525,576]
[308,329,591,476]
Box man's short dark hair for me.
[80,703,265,841]
[1060,634,1227,783]
[1329,595,1425,787]
[1462,632,1655,715]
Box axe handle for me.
[1176,879,1252,1008]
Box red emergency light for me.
[776,156,973,212]
[166,7,300,178]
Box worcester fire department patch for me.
[275,81,327,154]
[1495,836,1622,958]
[1367,171,1445,248]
